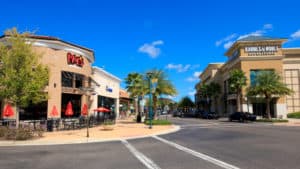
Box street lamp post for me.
[80,87,95,138]
[146,72,157,129]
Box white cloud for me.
[215,33,237,47]
[263,24,273,30]
[291,30,300,39]
[186,71,202,82]
[216,24,273,49]
[165,63,191,72]
[138,40,164,58]
[224,41,234,49]
[188,90,196,96]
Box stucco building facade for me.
[195,36,300,118]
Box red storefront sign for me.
[67,52,84,67]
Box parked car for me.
[201,111,220,119]
[172,110,183,117]
[229,112,257,122]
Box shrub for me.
[5,128,17,140]
[256,119,288,123]
[144,119,172,125]
[35,126,45,137]
[287,112,300,119]
[0,126,8,137]
[16,127,34,140]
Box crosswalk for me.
[121,136,240,169]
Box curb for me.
[0,125,181,147]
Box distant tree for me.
[178,96,195,108]
[247,71,292,119]
[228,69,247,112]
[0,28,49,126]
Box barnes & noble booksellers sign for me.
[244,46,278,56]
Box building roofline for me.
[93,66,121,82]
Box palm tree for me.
[196,84,210,112]
[207,82,221,114]
[228,69,247,112]
[247,71,292,119]
[146,69,177,118]
[125,73,147,121]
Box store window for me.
[61,71,84,88]
[250,69,274,86]
[285,69,300,113]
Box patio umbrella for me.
[50,105,59,117]
[93,107,110,113]
[65,101,74,117]
[81,104,88,116]
[3,104,14,118]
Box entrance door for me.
[252,98,276,118]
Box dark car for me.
[201,111,220,119]
[172,110,183,117]
[229,112,256,122]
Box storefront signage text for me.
[244,46,278,56]
[106,86,113,93]
[67,52,84,67]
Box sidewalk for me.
[273,118,300,127]
[0,118,179,146]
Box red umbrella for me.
[93,107,110,113]
[50,105,59,117]
[81,104,88,116]
[65,101,74,116]
[3,104,14,118]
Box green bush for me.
[256,119,289,123]
[144,119,172,125]
[287,112,300,119]
[0,127,8,137]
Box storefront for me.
[91,67,121,118]
[196,36,300,118]
[0,35,95,120]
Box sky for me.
[1,0,300,101]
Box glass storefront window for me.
[61,71,84,88]
[250,69,273,86]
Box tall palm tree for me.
[207,82,221,114]
[247,71,292,119]
[125,73,147,121]
[228,69,247,112]
[146,69,177,118]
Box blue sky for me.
[1,0,300,101]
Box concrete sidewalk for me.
[274,118,300,126]
[0,118,180,146]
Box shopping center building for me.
[195,36,300,118]
[0,35,121,120]
[91,66,121,118]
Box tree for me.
[146,69,177,118]
[207,82,221,114]
[125,72,147,122]
[0,28,49,126]
[178,96,195,108]
[195,84,210,112]
[228,69,247,112]
[247,71,292,119]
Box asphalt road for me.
[1,117,300,169]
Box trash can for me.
[47,119,54,132]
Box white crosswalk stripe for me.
[153,136,240,169]
[121,139,162,169]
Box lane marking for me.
[153,136,240,169]
[121,140,162,169]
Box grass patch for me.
[144,119,172,125]
[256,119,289,123]
[287,112,300,119]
